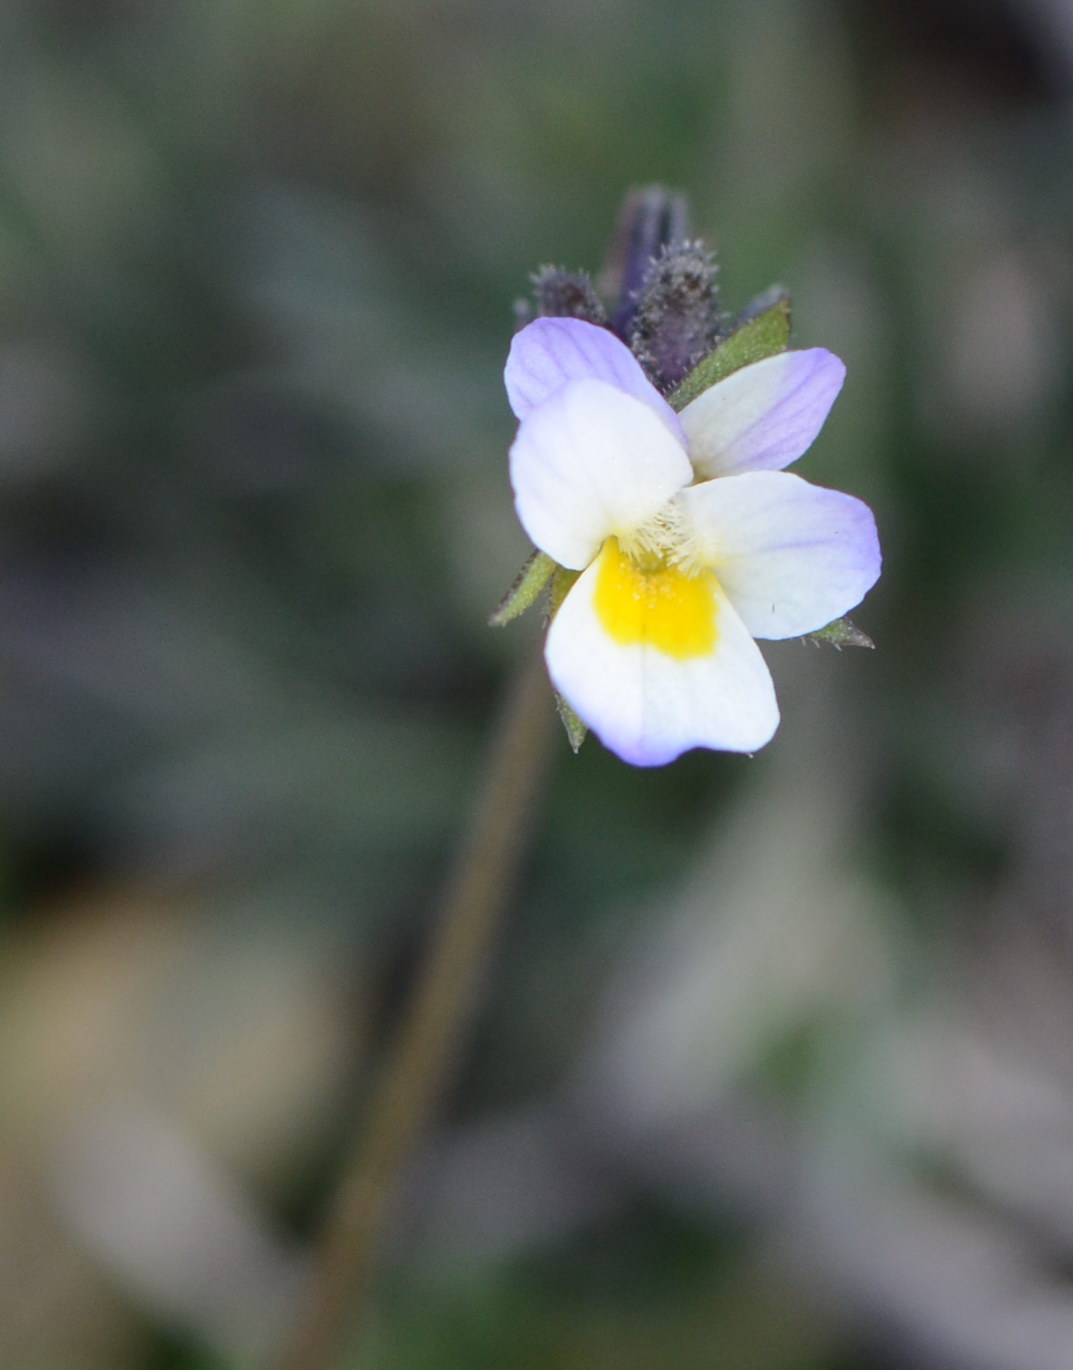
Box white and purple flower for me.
[503,316,881,767]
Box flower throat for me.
[593,536,718,659]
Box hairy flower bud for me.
[602,185,691,338]
[531,267,607,325]
[629,242,723,393]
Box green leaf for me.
[489,549,557,626]
[808,617,874,650]
[667,291,792,411]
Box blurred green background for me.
[2,0,1073,1366]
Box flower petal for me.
[505,317,683,438]
[681,470,881,639]
[679,348,845,478]
[510,379,693,570]
[545,545,780,764]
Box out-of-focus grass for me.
[1,1,1073,1367]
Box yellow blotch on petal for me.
[593,537,718,659]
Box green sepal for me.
[546,566,587,750]
[489,549,557,626]
[808,617,874,650]
[547,565,580,618]
[555,694,588,753]
[667,291,791,412]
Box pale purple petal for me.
[505,317,683,439]
[681,470,881,639]
[546,550,779,764]
[679,348,846,478]
[510,380,692,570]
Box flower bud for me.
[602,185,691,337]
[531,267,607,325]
[630,242,723,393]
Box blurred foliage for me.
[2,0,1073,1368]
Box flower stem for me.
[276,642,555,1370]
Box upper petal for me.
[509,379,693,570]
[680,470,881,639]
[545,544,780,765]
[505,317,683,438]
[679,348,845,478]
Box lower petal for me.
[545,545,780,765]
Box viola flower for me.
[504,316,881,766]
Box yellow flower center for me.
[593,536,718,659]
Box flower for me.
[504,316,881,766]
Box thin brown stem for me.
[276,642,555,1370]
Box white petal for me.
[545,548,779,765]
[509,380,693,571]
[680,349,845,478]
[505,317,683,438]
[681,470,881,639]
